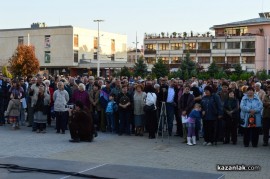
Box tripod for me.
[156,102,170,142]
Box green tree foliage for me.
[120,66,131,77]
[133,58,148,78]
[257,69,269,81]
[2,66,13,78]
[180,52,196,79]
[9,45,40,77]
[233,63,243,76]
[152,58,169,79]
[207,61,219,77]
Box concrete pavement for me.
[0,124,269,179]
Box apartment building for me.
[144,12,270,73]
[0,23,131,76]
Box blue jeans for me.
[166,103,175,134]
[119,111,130,135]
[106,112,115,132]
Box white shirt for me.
[146,92,157,106]
[166,87,175,103]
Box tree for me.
[233,63,243,76]
[9,45,40,77]
[207,61,219,77]
[133,58,147,78]
[2,66,13,78]
[120,66,131,78]
[152,58,169,79]
[257,69,269,81]
[180,52,196,79]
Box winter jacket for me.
[240,94,263,128]
[53,89,69,112]
[201,94,223,120]
[6,99,21,117]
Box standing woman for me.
[32,85,50,133]
[240,86,263,147]
[133,84,146,136]
[223,90,239,144]
[144,81,157,139]
[262,85,270,146]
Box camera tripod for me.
[156,101,170,142]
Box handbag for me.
[248,114,256,127]
[143,104,155,112]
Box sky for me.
[1,0,270,49]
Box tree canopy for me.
[9,45,40,77]
[152,58,169,79]
[133,58,148,78]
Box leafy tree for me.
[120,66,131,77]
[180,52,196,79]
[240,72,253,81]
[168,69,182,79]
[133,58,147,78]
[207,61,219,77]
[152,58,169,79]
[233,63,243,76]
[2,66,13,78]
[257,69,269,81]
[9,45,40,77]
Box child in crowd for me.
[187,103,202,146]
[105,94,118,133]
[5,93,21,129]
[181,114,188,143]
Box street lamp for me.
[132,31,139,63]
[93,19,104,77]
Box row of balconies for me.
[144,48,255,55]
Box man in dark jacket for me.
[69,100,93,142]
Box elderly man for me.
[254,82,266,102]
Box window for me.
[185,42,196,50]
[171,43,182,50]
[242,41,255,49]
[227,42,240,49]
[18,36,24,45]
[198,57,210,64]
[213,57,225,64]
[74,34,78,47]
[44,51,50,63]
[111,39,115,54]
[171,57,182,63]
[74,50,78,63]
[111,54,115,61]
[212,42,225,49]
[145,44,156,50]
[159,43,169,50]
[198,42,210,50]
[94,37,98,49]
[93,52,97,60]
[45,35,50,48]
[242,56,255,64]
[227,56,240,64]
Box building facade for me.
[144,13,270,73]
[0,23,131,76]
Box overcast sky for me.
[1,0,270,48]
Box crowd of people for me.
[0,72,270,147]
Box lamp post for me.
[93,19,104,77]
[132,31,139,63]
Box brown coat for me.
[89,89,101,112]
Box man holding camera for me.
[68,100,93,142]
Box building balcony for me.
[144,49,156,55]
[183,49,211,53]
[241,49,255,53]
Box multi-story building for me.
[127,48,143,63]
[144,12,270,73]
[0,23,132,76]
